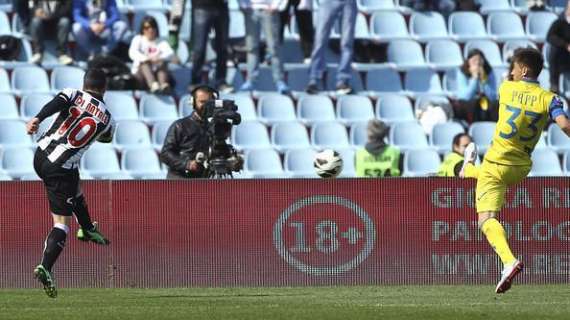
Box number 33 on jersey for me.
[485,79,566,166]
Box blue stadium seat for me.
[336,95,374,125]
[0,10,9,34]
[258,94,296,124]
[448,11,488,42]
[325,66,364,92]
[207,67,244,92]
[547,124,570,154]
[563,150,570,175]
[442,69,458,95]
[389,121,429,152]
[286,64,310,92]
[464,40,504,67]
[0,120,32,147]
[121,148,162,179]
[357,0,398,13]
[231,121,272,150]
[376,94,415,123]
[526,11,558,43]
[426,40,463,70]
[11,65,50,94]
[468,121,496,155]
[0,93,19,120]
[538,68,550,89]
[282,39,304,63]
[245,149,286,178]
[51,66,85,92]
[404,68,443,96]
[511,0,529,14]
[487,12,527,42]
[370,11,409,42]
[529,148,563,176]
[492,66,509,89]
[546,0,567,14]
[337,148,356,177]
[0,0,10,13]
[228,10,246,39]
[0,68,9,92]
[253,66,277,92]
[103,92,139,121]
[112,120,152,150]
[365,67,404,94]
[283,148,319,178]
[80,146,121,178]
[0,172,12,180]
[349,122,368,147]
[297,96,336,125]
[19,93,53,121]
[403,149,441,176]
[409,11,448,42]
[430,122,465,154]
[271,121,311,153]
[502,40,538,64]
[386,39,426,70]
[311,122,350,149]
[478,0,513,14]
[139,94,178,124]
[151,120,174,151]
[179,7,191,42]
[1,147,34,178]
[169,65,192,98]
[332,12,370,40]
[133,11,169,38]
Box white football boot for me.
[495,260,524,294]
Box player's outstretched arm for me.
[554,115,570,138]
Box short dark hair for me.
[83,68,107,92]
[512,47,544,78]
[452,133,469,147]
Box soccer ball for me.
[313,149,343,178]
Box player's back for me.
[37,88,113,169]
[485,79,562,166]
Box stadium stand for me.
[529,148,563,176]
[271,121,311,153]
[403,149,441,177]
[389,121,429,152]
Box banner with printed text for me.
[0,178,568,288]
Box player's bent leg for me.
[77,221,110,245]
[73,194,110,245]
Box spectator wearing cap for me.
[355,120,401,178]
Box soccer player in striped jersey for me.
[461,48,570,293]
[25,69,114,298]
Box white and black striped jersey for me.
[36,88,115,169]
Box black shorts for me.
[33,149,80,216]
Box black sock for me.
[41,228,67,272]
[73,195,94,231]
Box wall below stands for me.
[1,178,569,288]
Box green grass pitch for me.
[1,285,569,320]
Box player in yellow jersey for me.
[461,48,570,294]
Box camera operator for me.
[159,85,214,179]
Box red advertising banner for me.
[0,178,568,288]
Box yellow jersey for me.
[485,79,566,166]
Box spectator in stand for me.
[129,16,174,94]
[437,133,479,178]
[189,0,233,93]
[72,0,129,59]
[546,1,570,94]
[306,0,357,95]
[454,49,498,123]
[238,0,291,95]
[279,0,314,62]
[12,0,31,34]
[355,120,402,178]
[29,1,74,65]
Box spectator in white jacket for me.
[129,16,174,94]
[238,0,290,94]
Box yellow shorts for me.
[475,160,531,213]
